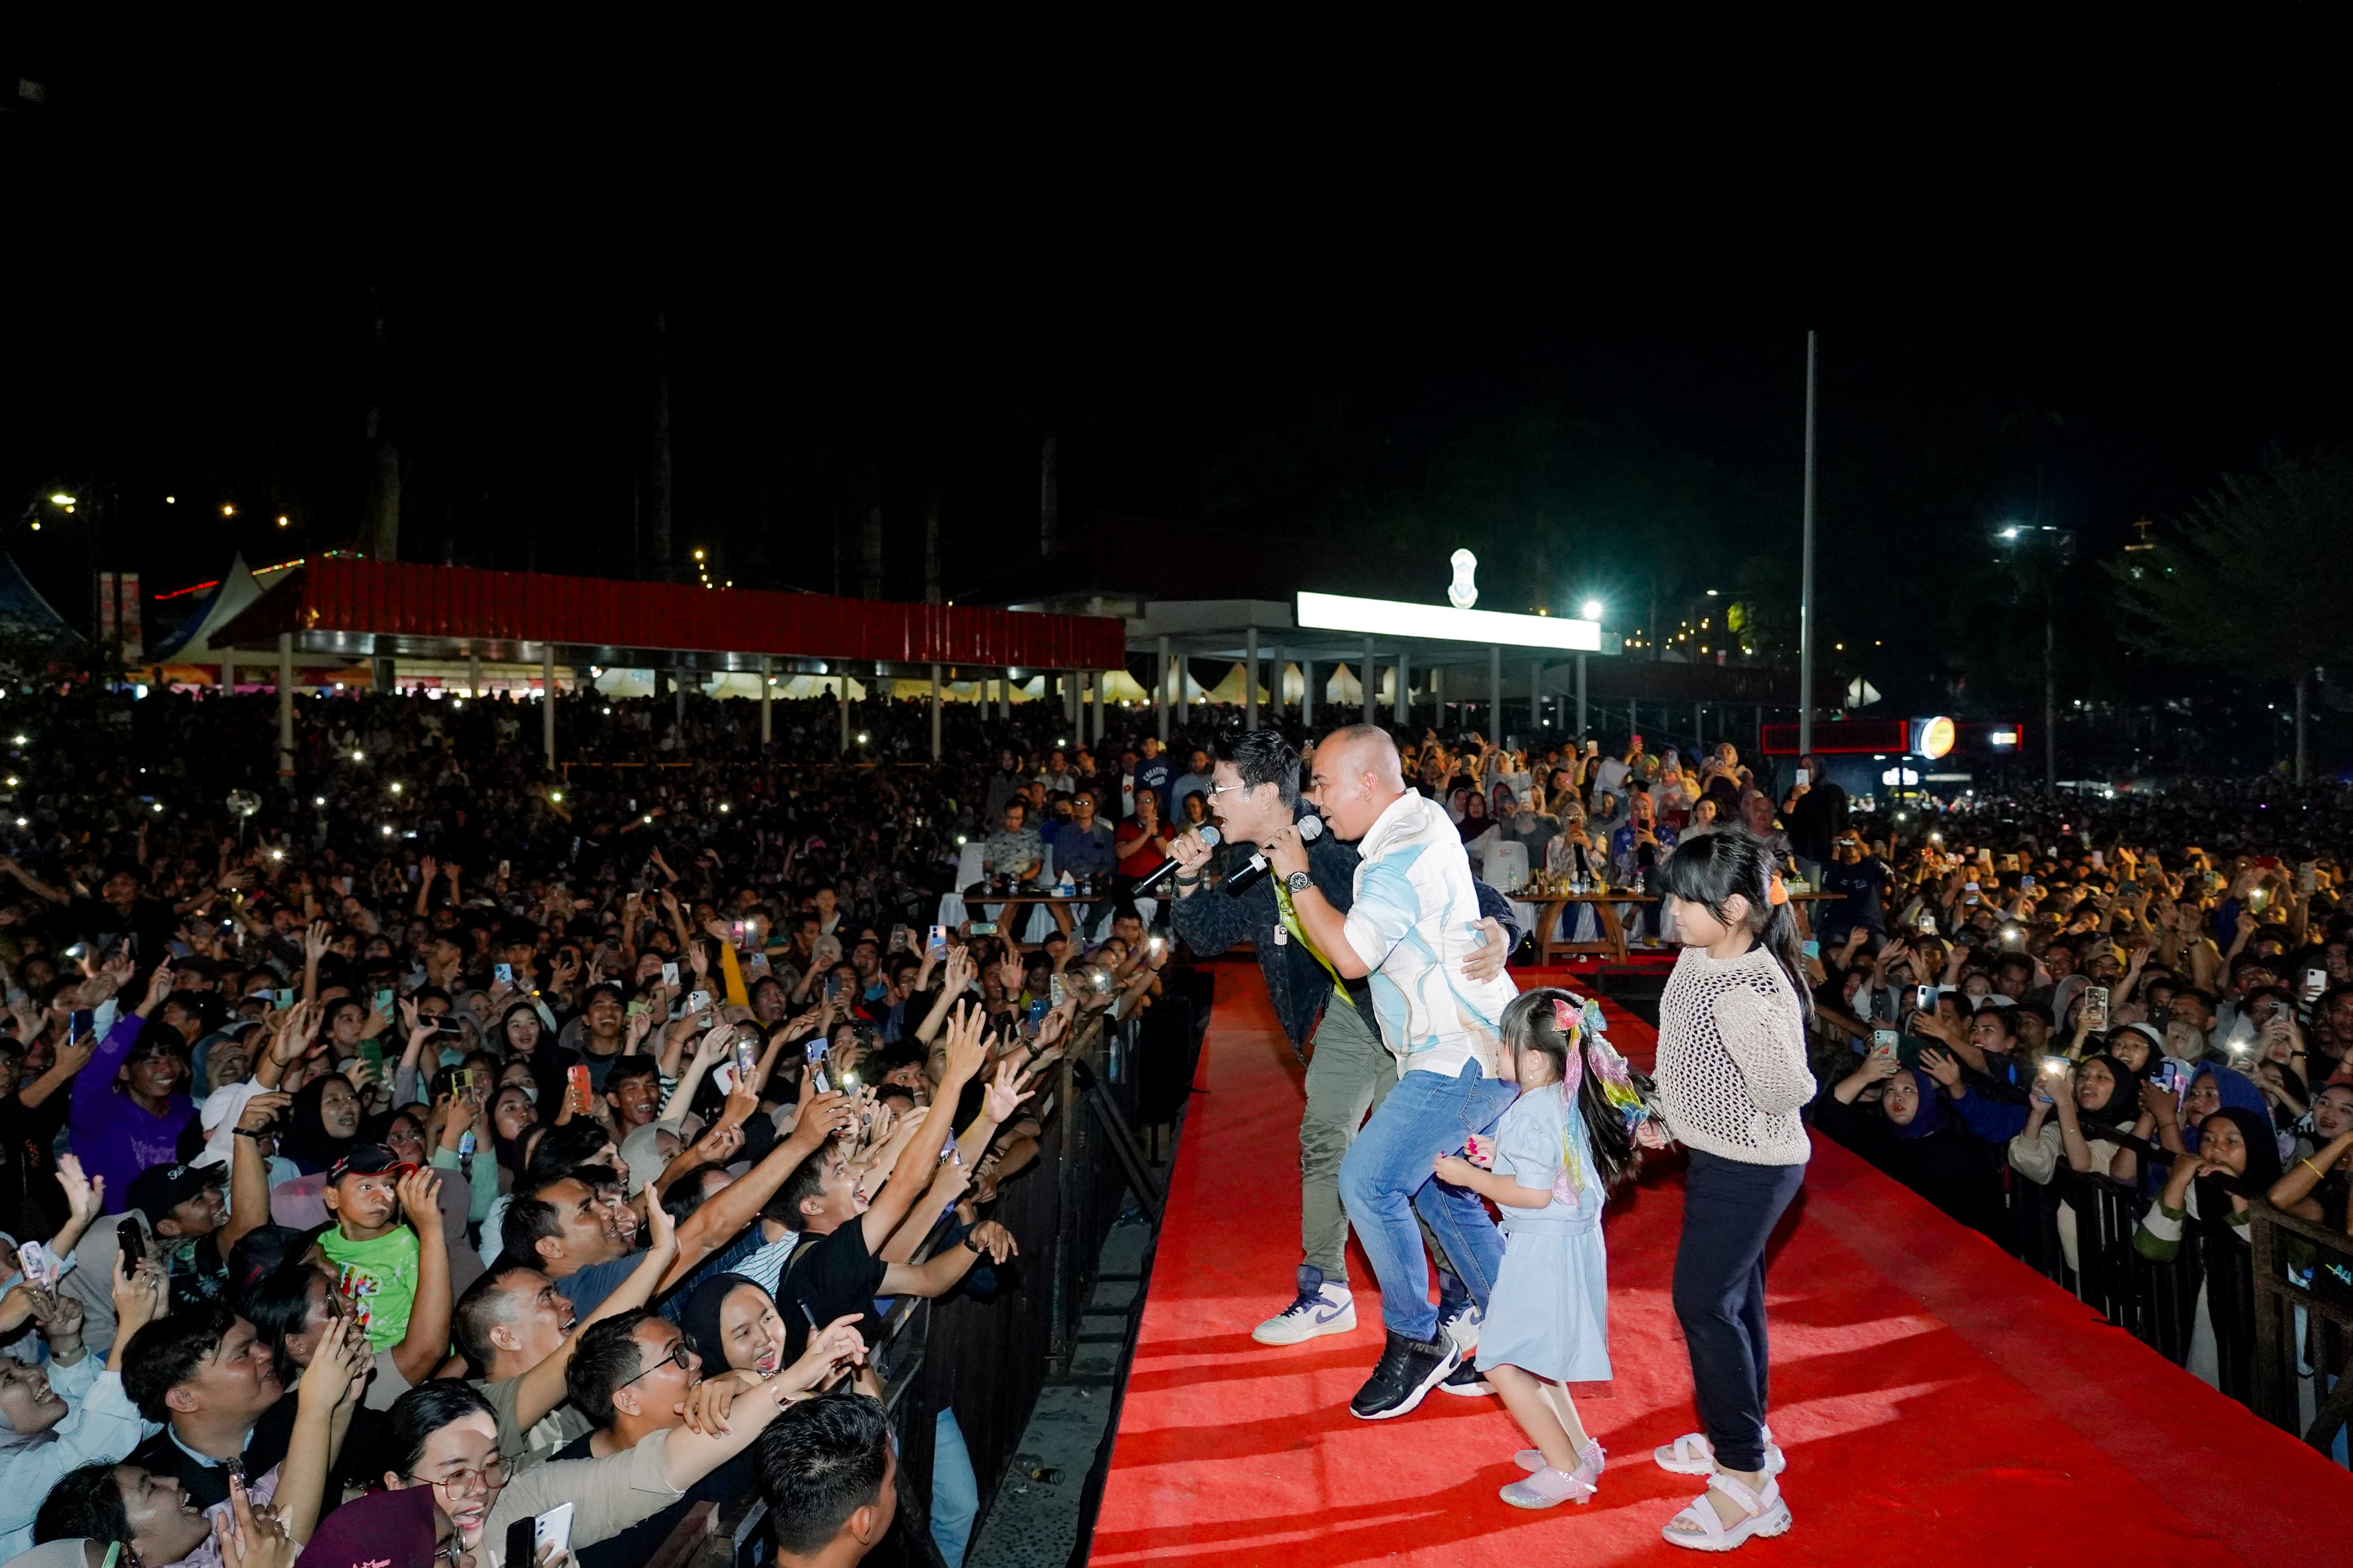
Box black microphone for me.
[1224,814,1325,897]
[1130,825,1221,895]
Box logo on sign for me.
[1447,550,1479,611]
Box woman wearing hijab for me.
[1457,791,1498,875]
[2135,1104,2283,1394]
[278,1073,364,1175]
[2165,1062,2272,1164]
[1817,1055,2006,1241]
[678,1273,792,1377]
[2009,1052,2143,1273]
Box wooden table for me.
[1508,889,1843,966]
[963,893,1113,949]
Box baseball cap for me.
[126,1161,227,1225]
[327,1143,417,1185]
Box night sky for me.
[6,42,2348,728]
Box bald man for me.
[1264,724,1523,1419]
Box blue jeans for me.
[930,1406,977,1563]
[1339,1059,1518,1341]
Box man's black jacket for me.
[1169,813,1521,1056]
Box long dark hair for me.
[1656,827,1811,1019]
[1499,987,1650,1194]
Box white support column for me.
[1430,663,1442,725]
[1576,653,1588,738]
[999,672,1013,721]
[277,634,295,776]
[1362,637,1376,725]
[1178,650,1191,727]
[1301,656,1316,730]
[540,645,555,769]
[1097,669,1110,745]
[1394,649,1411,725]
[930,664,943,760]
[1490,643,1502,740]
[467,652,482,699]
[1156,636,1170,744]
[1531,659,1542,734]
[1270,644,1284,723]
[1244,626,1259,731]
[759,656,772,745]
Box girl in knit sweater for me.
[1649,827,1815,1553]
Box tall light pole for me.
[1798,331,1818,757]
[1995,523,2072,791]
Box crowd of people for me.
[0,684,1219,1568]
[1,676,2347,1567]
[1762,755,2353,1432]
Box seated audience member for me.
[553,1305,863,1568]
[755,1393,896,1568]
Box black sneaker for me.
[1438,1358,1493,1396]
[1349,1328,1460,1420]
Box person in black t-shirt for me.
[770,1007,1016,1392]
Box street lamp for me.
[1580,599,1604,621]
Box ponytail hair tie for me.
[1767,871,1789,907]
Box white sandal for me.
[1661,1473,1792,1553]
[1653,1428,1783,1477]
[1515,1439,1605,1475]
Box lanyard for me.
[1273,876,1353,1011]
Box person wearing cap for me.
[58,1092,282,1357]
[316,1148,446,1353]
[69,962,194,1212]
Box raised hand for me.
[981,1058,1024,1122]
[54,1154,101,1226]
[395,1167,445,1241]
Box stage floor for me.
[1092,963,2352,1567]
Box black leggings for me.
[1671,1148,1806,1474]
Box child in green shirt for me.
[317,1144,423,1350]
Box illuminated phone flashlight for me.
[2042,1056,2070,1075]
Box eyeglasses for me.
[615,1338,693,1390]
[409,1455,509,1498]
[1204,782,1248,797]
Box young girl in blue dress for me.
[1434,985,1650,1509]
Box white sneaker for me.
[1438,1301,1482,1355]
[1253,1281,1356,1345]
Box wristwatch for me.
[1285,870,1313,895]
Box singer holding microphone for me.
[1165,730,1520,1390]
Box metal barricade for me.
[850,977,1201,1565]
[2247,1201,2353,1464]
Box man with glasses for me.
[554,1308,866,1568]
[382,1330,842,1566]
[1166,730,1519,1381]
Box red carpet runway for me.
[1094,964,2352,1566]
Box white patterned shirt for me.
[1339,791,1520,1079]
